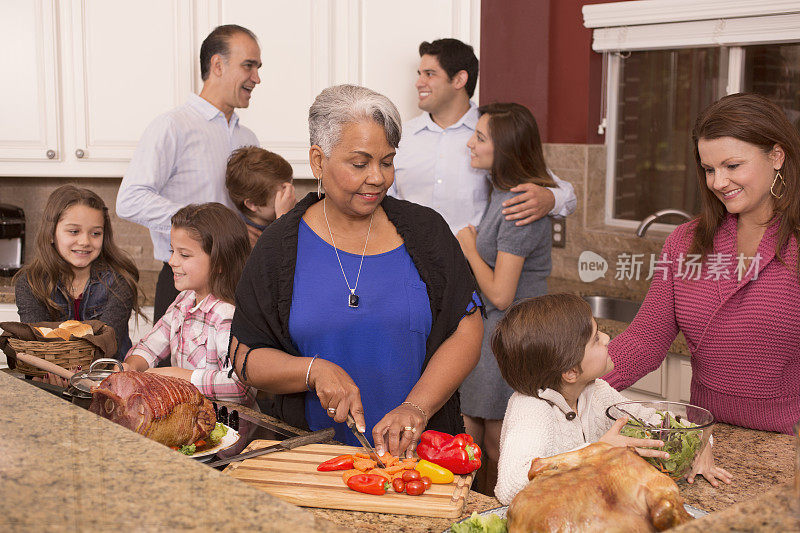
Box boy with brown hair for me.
[225,146,296,246]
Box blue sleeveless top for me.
[289,220,432,446]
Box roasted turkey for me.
[89,371,216,447]
[507,442,693,532]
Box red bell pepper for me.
[415,430,482,474]
[317,454,355,472]
[346,473,390,495]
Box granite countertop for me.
[3,371,796,531]
[223,399,798,532]
[0,372,344,532]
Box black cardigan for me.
[231,192,481,433]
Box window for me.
[584,1,800,227]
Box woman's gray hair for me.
[309,84,402,156]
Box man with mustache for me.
[391,38,576,233]
[117,25,262,324]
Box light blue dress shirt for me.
[390,102,577,233]
[117,93,259,262]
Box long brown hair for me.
[170,203,250,304]
[691,93,800,269]
[492,294,594,397]
[14,185,141,319]
[478,102,556,191]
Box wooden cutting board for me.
[224,439,474,518]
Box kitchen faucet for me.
[635,209,694,237]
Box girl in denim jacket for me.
[14,186,141,362]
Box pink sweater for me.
[605,214,800,434]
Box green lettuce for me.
[620,410,702,477]
[208,422,228,447]
[179,443,196,456]
[450,512,508,533]
[178,423,228,455]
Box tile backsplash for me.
[0,145,669,301]
[544,143,668,299]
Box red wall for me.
[480,0,616,144]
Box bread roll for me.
[45,328,72,340]
[58,320,93,338]
[35,326,54,337]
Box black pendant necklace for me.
[323,198,374,309]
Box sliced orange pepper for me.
[379,452,400,467]
[366,468,392,482]
[353,457,377,471]
[342,469,362,484]
[385,464,406,474]
[400,458,419,469]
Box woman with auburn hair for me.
[455,102,556,494]
[606,94,800,465]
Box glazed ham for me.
[507,442,693,532]
[89,371,216,447]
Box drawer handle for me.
[75,149,85,159]
[46,149,56,159]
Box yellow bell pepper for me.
[415,459,454,484]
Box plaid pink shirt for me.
[126,290,255,406]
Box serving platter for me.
[190,424,240,461]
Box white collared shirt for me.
[494,380,656,505]
[390,102,577,233]
[117,93,259,262]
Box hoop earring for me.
[771,171,786,199]
[317,176,323,199]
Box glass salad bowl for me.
[606,401,714,479]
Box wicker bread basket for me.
[8,337,97,378]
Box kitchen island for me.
[223,400,797,532]
[3,370,796,532]
[0,371,343,532]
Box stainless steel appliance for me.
[0,204,25,277]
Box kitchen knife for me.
[206,427,335,468]
[346,414,386,468]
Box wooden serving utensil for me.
[14,351,98,391]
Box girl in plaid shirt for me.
[124,203,256,406]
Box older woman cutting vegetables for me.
[229,85,483,457]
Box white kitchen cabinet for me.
[1,0,480,178]
[622,352,694,403]
[0,0,194,177]
[0,303,20,367]
[627,364,665,398]
[195,0,480,178]
[0,0,61,162]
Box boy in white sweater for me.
[492,294,671,505]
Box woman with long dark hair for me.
[606,93,800,485]
[456,102,556,494]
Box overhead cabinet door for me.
[0,0,61,162]
[63,0,194,162]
